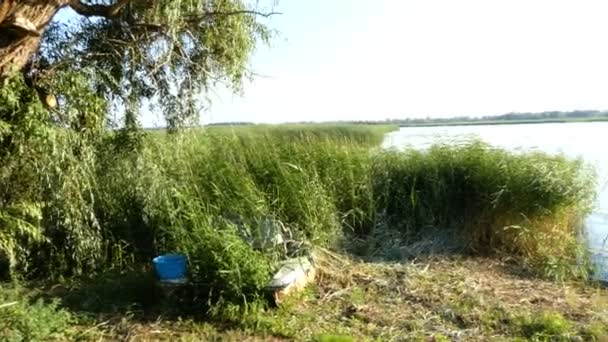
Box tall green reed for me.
[0,116,597,314]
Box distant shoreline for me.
[397,117,608,128]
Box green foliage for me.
[314,334,356,342]
[0,73,104,279]
[516,312,574,341]
[208,124,397,146]
[0,285,75,342]
[581,321,608,341]
[84,125,392,312]
[371,141,595,279]
[40,0,275,130]
[172,218,273,312]
[0,203,44,279]
[0,120,598,315]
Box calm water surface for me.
[383,122,608,280]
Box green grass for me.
[314,334,356,342]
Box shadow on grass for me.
[36,268,208,323]
[340,228,600,284]
[340,219,605,307]
[340,227,471,264]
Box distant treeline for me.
[383,110,608,126]
[340,110,608,126]
[480,110,608,121]
[205,110,608,127]
[206,121,256,126]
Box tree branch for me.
[68,1,280,20]
[182,10,281,27]
[130,9,280,30]
[193,10,281,21]
[204,10,282,18]
[69,0,131,18]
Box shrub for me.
[0,285,75,341]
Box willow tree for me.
[0,1,276,279]
[0,0,276,128]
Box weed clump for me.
[0,285,75,341]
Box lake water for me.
[383,122,608,280]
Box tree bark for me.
[0,0,68,79]
[0,0,137,79]
[0,1,273,80]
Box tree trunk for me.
[0,0,67,79]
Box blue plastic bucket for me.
[152,254,187,281]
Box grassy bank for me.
[0,123,603,340]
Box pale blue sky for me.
[203,0,608,125]
[55,1,608,126]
